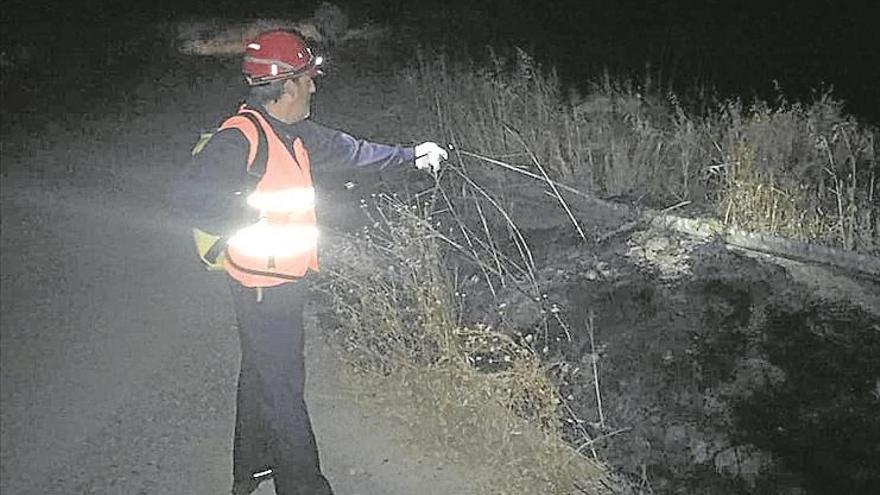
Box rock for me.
[663,424,689,449]
[645,236,672,252]
[713,444,773,487]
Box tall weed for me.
[406,49,879,253]
[319,190,606,494]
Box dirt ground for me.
[419,162,880,493]
[2,28,879,495]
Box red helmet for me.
[242,30,323,86]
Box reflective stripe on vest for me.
[219,106,319,288]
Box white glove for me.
[414,142,448,173]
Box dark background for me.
[2,0,879,122]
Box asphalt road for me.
[0,51,472,494]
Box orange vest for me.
[220,106,319,288]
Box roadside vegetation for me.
[319,185,610,494]
[407,48,878,254]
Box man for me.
[175,29,447,495]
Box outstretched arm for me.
[299,120,416,172]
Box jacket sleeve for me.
[299,120,415,172]
[170,128,254,236]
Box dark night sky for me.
[2,0,879,121]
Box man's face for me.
[286,75,316,121]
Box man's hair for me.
[249,79,286,104]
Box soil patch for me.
[498,224,880,494]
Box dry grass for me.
[318,186,607,494]
[710,96,878,251]
[345,360,601,494]
[403,49,879,254]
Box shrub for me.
[318,191,605,494]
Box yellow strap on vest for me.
[192,228,226,271]
[191,132,215,156]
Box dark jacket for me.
[173,102,415,235]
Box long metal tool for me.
[451,146,591,199]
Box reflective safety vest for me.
[215,106,319,288]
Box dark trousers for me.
[228,279,333,495]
